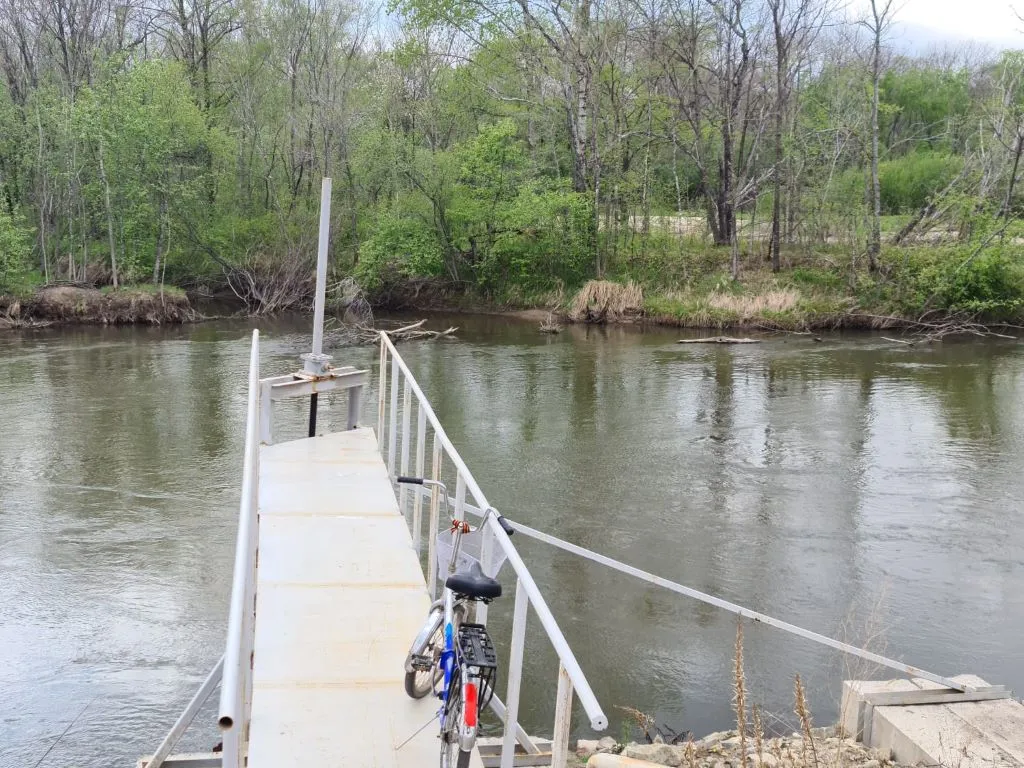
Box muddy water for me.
[1,316,1022,766]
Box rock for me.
[624,743,682,767]
[578,740,602,759]
[751,754,779,768]
[599,737,619,753]
[590,756,675,768]
[701,731,732,747]
[862,761,880,768]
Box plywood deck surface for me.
[247,428,478,767]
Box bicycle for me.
[396,476,515,768]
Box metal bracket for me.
[259,367,368,443]
[858,685,1012,746]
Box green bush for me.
[474,186,593,292]
[884,246,1024,316]
[0,211,34,294]
[830,152,962,215]
[879,152,962,214]
[356,215,444,291]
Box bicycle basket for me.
[435,526,507,581]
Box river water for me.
[2,315,1023,767]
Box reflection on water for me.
[1,317,1022,766]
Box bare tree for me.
[862,0,895,271]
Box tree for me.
[862,0,895,271]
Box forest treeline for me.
[0,0,1022,320]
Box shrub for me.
[0,211,34,295]
[356,215,444,292]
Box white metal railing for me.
[378,332,608,768]
[217,329,262,767]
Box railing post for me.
[477,526,494,624]
[454,473,466,524]
[347,384,361,431]
[413,407,426,550]
[427,435,442,598]
[399,377,411,514]
[377,338,387,442]
[501,580,529,768]
[387,355,399,474]
[551,663,575,768]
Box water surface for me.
[1,316,1022,766]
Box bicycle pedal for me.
[457,623,498,669]
[410,653,434,671]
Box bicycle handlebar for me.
[397,476,425,485]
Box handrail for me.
[379,332,609,738]
[218,330,262,765]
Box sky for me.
[851,0,1024,48]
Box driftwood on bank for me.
[326,318,457,347]
[678,336,761,344]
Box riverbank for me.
[575,726,901,768]
[0,285,195,328]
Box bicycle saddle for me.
[446,561,502,600]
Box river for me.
[1,315,1022,767]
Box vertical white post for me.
[454,473,466,524]
[377,339,386,443]
[388,355,399,474]
[427,435,441,598]
[259,381,273,445]
[501,581,529,768]
[477,527,493,624]
[413,407,426,550]
[399,377,411,513]
[311,177,331,359]
[551,663,575,768]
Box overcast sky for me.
[850,0,1024,47]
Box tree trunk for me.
[153,195,168,283]
[1001,131,1023,218]
[867,4,884,271]
[98,141,118,289]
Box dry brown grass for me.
[569,280,643,323]
[734,621,749,767]
[708,289,800,317]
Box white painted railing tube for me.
[311,177,331,358]
[388,355,399,473]
[379,333,491,509]
[484,512,608,731]
[427,435,441,598]
[380,332,608,728]
[501,581,529,768]
[399,377,411,512]
[413,407,426,550]
[218,330,261,760]
[377,341,387,442]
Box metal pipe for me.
[377,341,387,442]
[307,393,318,437]
[380,332,609,729]
[417,487,971,697]
[501,581,529,768]
[399,378,411,513]
[413,407,426,550]
[147,656,225,768]
[311,177,331,358]
[218,331,261,755]
[388,355,399,473]
[428,435,441,598]
[506,518,969,694]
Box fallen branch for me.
[678,336,761,344]
[881,336,916,346]
[326,319,457,347]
